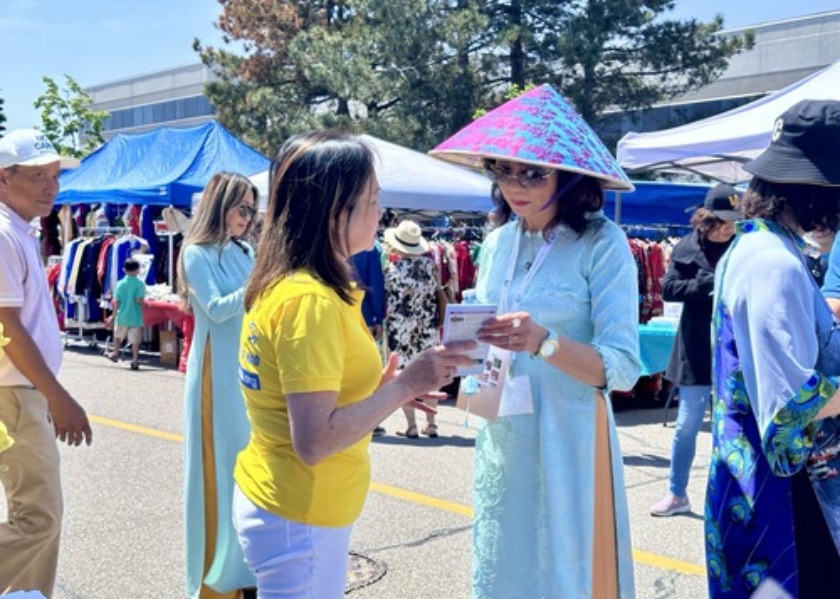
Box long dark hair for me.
[741,177,840,233]
[488,165,603,234]
[244,130,375,309]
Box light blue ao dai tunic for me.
[473,214,641,599]
[183,241,256,598]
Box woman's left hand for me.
[477,311,547,355]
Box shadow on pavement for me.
[372,434,475,448]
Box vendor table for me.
[638,321,677,377]
[142,300,194,373]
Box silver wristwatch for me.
[536,330,559,359]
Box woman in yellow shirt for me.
[232,130,473,599]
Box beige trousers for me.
[0,386,63,598]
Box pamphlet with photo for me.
[442,303,497,376]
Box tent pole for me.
[615,192,622,225]
[168,204,174,290]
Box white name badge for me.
[498,374,534,417]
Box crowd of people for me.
[1,89,840,599]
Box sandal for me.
[398,425,419,438]
[422,424,439,438]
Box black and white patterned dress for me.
[384,254,439,368]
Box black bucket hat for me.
[744,100,840,187]
[703,184,742,221]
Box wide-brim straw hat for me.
[429,84,634,191]
[383,220,429,255]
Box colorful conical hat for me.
[430,84,633,191]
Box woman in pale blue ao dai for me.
[179,172,258,599]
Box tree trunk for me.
[510,0,524,88]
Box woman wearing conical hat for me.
[432,85,641,598]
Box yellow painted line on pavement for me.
[369,481,474,517]
[89,414,184,443]
[632,549,705,576]
[371,481,704,577]
[91,414,705,577]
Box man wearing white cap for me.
[0,129,91,597]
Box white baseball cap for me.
[0,129,81,169]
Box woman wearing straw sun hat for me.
[704,99,840,599]
[431,85,641,598]
[382,219,443,438]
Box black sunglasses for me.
[236,204,256,219]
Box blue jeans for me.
[669,385,711,498]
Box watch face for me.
[540,340,557,358]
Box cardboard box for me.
[159,330,179,366]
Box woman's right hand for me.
[398,340,476,397]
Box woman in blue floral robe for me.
[706,100,840,599]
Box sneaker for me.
[650,494,691,517]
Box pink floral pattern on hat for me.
[431,85,633,191]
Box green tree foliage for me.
[34,75,109,158]
[483,0,753,124]
[196,0,489,153]
[197,0,750,153]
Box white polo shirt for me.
[0,201,63,386]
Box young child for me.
[107,257,146,370]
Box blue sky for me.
[2,1,839,132]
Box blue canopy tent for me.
[604,181,714,227]
[57,121,269,207]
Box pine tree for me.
[196,0,750,152]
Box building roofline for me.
[721,9,840,34]
[86,62,210,91]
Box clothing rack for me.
[621,223,690,241]
[62,227,133,349]
[421,225,486,242]
[79,226,132,236]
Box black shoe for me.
[372,425,386,437]
[130,362,140,371]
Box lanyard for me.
[499,222,558,313]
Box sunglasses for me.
[483,162,553,189]
[236,204,256,219]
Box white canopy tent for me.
[616,60,840,183]
[249,134,492,215]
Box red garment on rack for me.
[646,242,666,319]
[455,240,476,298]
[96,237,117,287]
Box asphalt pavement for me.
[1,347,711,598]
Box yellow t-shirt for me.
[234,272,381,527]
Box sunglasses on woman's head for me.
[483,162,553,189]
[236,204,256,219]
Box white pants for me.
[232,485,352,599]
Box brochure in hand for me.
[441,303,497,376]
